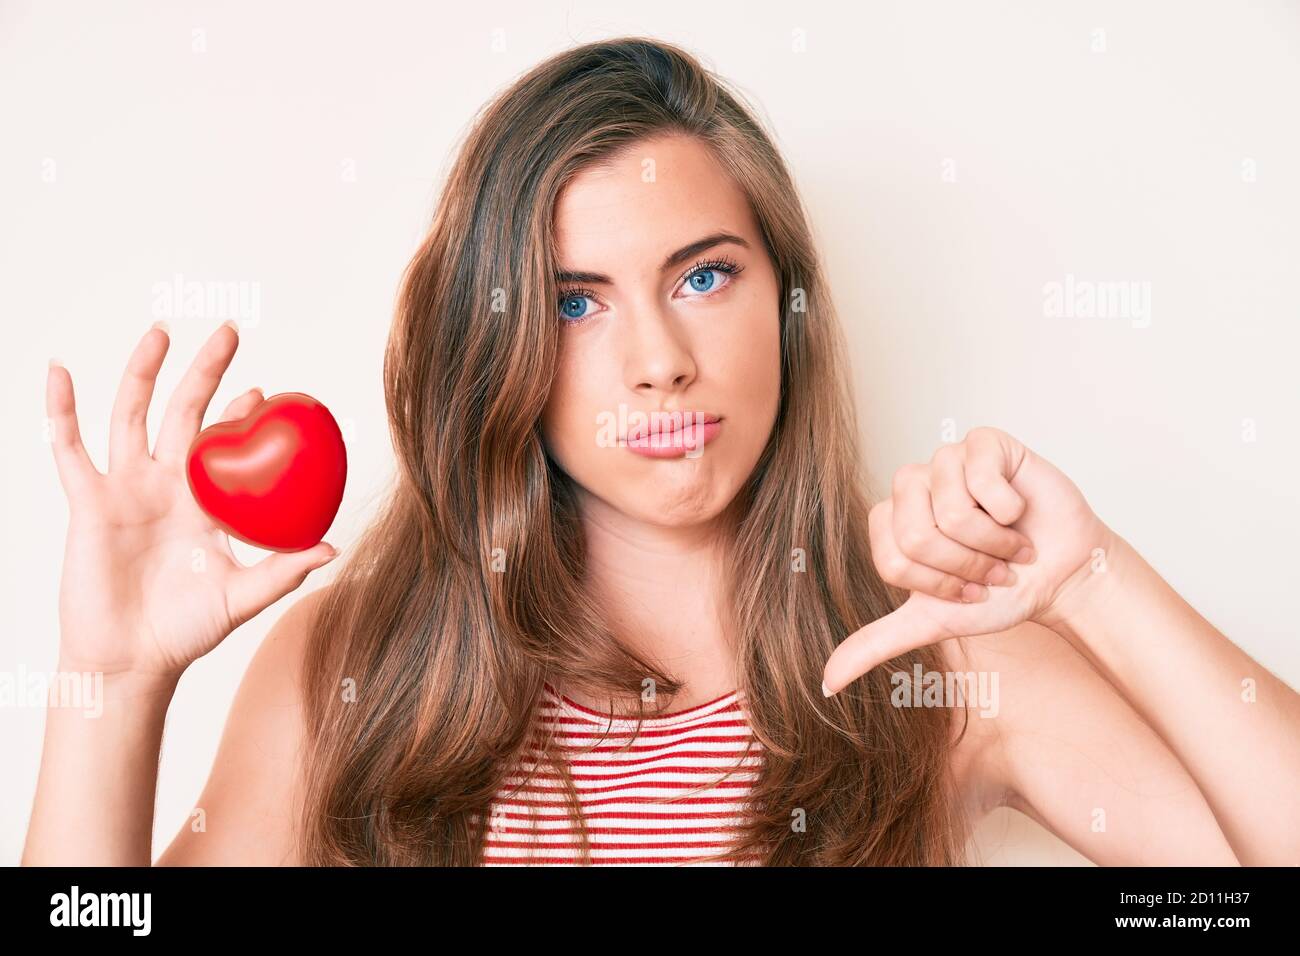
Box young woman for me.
[24,37,1298,867]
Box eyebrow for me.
[554,231,751,285]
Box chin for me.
[620,473,740,527]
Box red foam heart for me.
[186,392,347,552]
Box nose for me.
[621,306,697,395]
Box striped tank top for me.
[479,681,764,865]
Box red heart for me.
[186,392,347,552]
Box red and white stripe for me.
[476,682,764,865]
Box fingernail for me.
[1012,546,1035,564]
[221,318,240,333]
[48,357,63,369]
[987,564,1017,587]
[150,319,169,334]
[961,582,988,602]
[822,681,835,697]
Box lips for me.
[624,411,721,443]
[621,411,724,459]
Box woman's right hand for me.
[45,319,339,682]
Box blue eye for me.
[559,292,593,321]
[684,269,719,293]
[677,256,742,298]
[555,256,744,325]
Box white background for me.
[2,0,1297,866]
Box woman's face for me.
[540,133,782,529]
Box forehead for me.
[553,134,755,271]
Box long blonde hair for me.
[299,35,973,866]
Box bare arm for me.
[956,621,1240,866]
[155,589,322,865]
[821,428,1295,865]
[24,590,322,866]
[1039,529,1300,866]
[22,667,180,866]
[22,321,336,866]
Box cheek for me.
[705,303,782,469]
[540,344,600,470]
[707,292,782,410]
[725,320,779,387]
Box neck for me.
[573,486,739,707]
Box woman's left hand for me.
[822,426,1115,696]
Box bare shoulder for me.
[939,621,1081,808]
[154,584,331,866]
[938,621,1112,835]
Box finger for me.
[45,359,101,500]
[224,542,338,629]
[216,386,264,424]
[930,444,1033,564]
[215,528,239,564]
[962,428,1031,535]
[822,595,951,696]
[108,321,171,472]
[892,465,1009,586]
[871,499,988,602]
[153,320,241,466]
